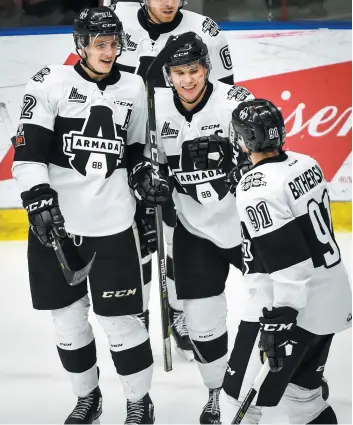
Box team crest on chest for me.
[63,105,125,178]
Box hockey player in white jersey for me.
[11,7,169,424]
[110,0,234,85]
[220,99,352,424]
[152,33,253,423]
[107,0,235,359]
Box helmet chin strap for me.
[147,7,160,24]
[76,48,117,77]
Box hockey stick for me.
[231,359,271,424]
[49,231,96,286]
[0,102,95,286]
[145,31,196,372]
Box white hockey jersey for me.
[236,150,352,335]
[112,1,234,86]
[12,63,147,237]
[155,81,253,249]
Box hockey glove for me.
[21,184,67,248]
[226,158,253,195]
[129,161,169,206]
[187,134,232,171]
[259,306,298,373]
[135,204,157,257]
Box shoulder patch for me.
[14,124,25,147]
[32,67,51,83]
[124,32,138,52]
[227,86,253,102]
[202,17,220,37]
[241,172,267,191]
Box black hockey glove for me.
[187,134,232,171]
[21,184,67,248]
[129,161,169,206]
[135,204,157,257]
[259,306,298,373]
[226,158,253,195]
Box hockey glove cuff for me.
[259,306,298,373]
[21,184,66,247]
[226,158,253,195]
[135,204,157,257]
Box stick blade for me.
[68,252,96,286]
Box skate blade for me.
[175,346,194,362]
[93,418,100,424]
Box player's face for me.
[85,35,119,76]
[147,0,180,23]
[170,62,208,104]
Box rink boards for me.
[0,27,351,238]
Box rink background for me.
[0,22,351,424]
[0,233,351,424]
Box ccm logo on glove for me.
[260,323,295,332]
[25,198,54,212]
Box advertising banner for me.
[0,29,351,208]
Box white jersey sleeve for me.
[12,67,59,191]
[198,17,234,84]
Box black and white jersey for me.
[236,151,352,335]
[12,63,147,237]
[113,2,234,86]
[155,81,253,249]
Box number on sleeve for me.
[20,94,37,119]
[220,46,233,71]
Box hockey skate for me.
[125,393,155,424]
[169,306,194,362]
[64,386,102,424]
[199,387,221,424]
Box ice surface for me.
[0,233,351,424]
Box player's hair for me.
[230,99,286,153]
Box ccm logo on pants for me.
[102,289,137,298]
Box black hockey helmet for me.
[230,99,286,153]
[163,33,211,83]
[73,7,125,54]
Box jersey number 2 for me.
[20,94,37,119]
[308,190,341,268]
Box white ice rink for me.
[0,233,351,424]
